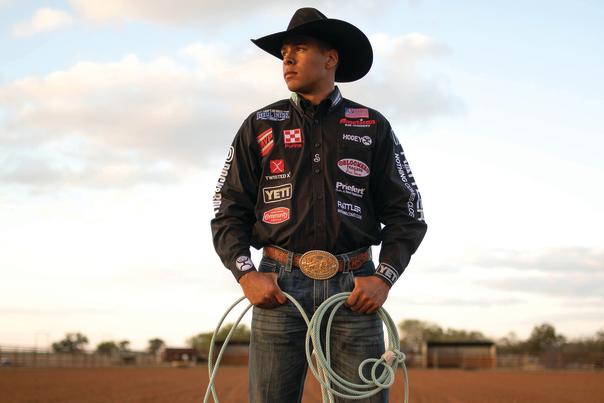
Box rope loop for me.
[203,292,408,403]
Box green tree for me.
[118,340,130,352]
[398,319,444,350]
[188,323,250,354]
[51,332,89,353]
[526,323,566,353]
[147,338,165,355]
[96,341,119,356]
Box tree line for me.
[49,320,604,356]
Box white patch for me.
[235,256,254,272]
[337,158,370,177]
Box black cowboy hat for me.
[251,7,373,83]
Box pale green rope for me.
[203,292,408,403]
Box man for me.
[211,8,427,403]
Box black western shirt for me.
[211,87,427,287]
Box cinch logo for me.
[270,159,285,174]
[337,158,370,177]
[263,184,292,204]
[262,207,290,224]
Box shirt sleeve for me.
[210,117,260,282]
[371,117,428,287]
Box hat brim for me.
[251,19,373,83]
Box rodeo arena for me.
[1,329,603,403]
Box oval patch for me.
[262,207,290,224]
[337,158,370,177]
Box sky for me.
[1,0,603,351]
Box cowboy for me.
[211,7,427,403]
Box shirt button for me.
[314,142,321,148]
[314,119,319,124]
[313,168,321,174]
[317,223,323,228]
[317,194,323,200]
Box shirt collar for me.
[290,86,343,114]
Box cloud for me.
[67,0,393,25]
[345,33,463,122]
[0,33,458,190]
[12,8,74,37]
[467,247,604,299]
[467,247,604,273]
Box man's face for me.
[281,35,337,94]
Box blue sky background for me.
[1,0,602,350]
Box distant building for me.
[426,340,496,369]
[160,347,198,364]
[210,341,249,366]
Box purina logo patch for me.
[337,158,370,177]
[256,128,273,157]
[262,207,290,224]
[269,159,285,174]
[283,128,303,148]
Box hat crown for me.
[287,8,327,30]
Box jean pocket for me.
[258,257,279,274]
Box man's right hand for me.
[239,271,287,308]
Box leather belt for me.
[263,245,370,279]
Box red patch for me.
[283,128,303,148]
[270,159,285,174]
[262,207,290,224]
[256,128,274,157]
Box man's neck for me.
[298,84,336,105]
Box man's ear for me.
[326,49,339,70]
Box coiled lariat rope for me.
[203,292,408,403]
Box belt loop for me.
[342,254,350,273]
[285,251,294,272]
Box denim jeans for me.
[249,254,388,403]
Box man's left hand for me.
[345,275,390,314]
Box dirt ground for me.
[1,366,603,403]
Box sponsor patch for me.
[376,263,399,285]
[212,145,235,213]
[335,181,365,198]
[265,171,291,181]
[337,158,370,177]
[256,128,273,157]
[342,133,372,146]
[235,256,254,272]
[269,159,285,174]
[263,183,292,204]
[262,207,290,224]
[256,109,290,121]
[339,118,376,128]
[283,128,303,148]
[345,107,369,118]
[336,200,362,220]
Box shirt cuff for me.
[231,255,257,282]
[374,262,400,287]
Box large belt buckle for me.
[299,250,339,280]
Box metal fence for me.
[0,346,160,368]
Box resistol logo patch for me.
[263,183,292,204]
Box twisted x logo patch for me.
[270,159,285,174]
[283,128,303,148]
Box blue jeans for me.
[249,255,388,403]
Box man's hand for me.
[345,275,390,314]
[239,271,287,308]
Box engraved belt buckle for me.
[299,250,339,280]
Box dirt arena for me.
[2,367,603,403]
